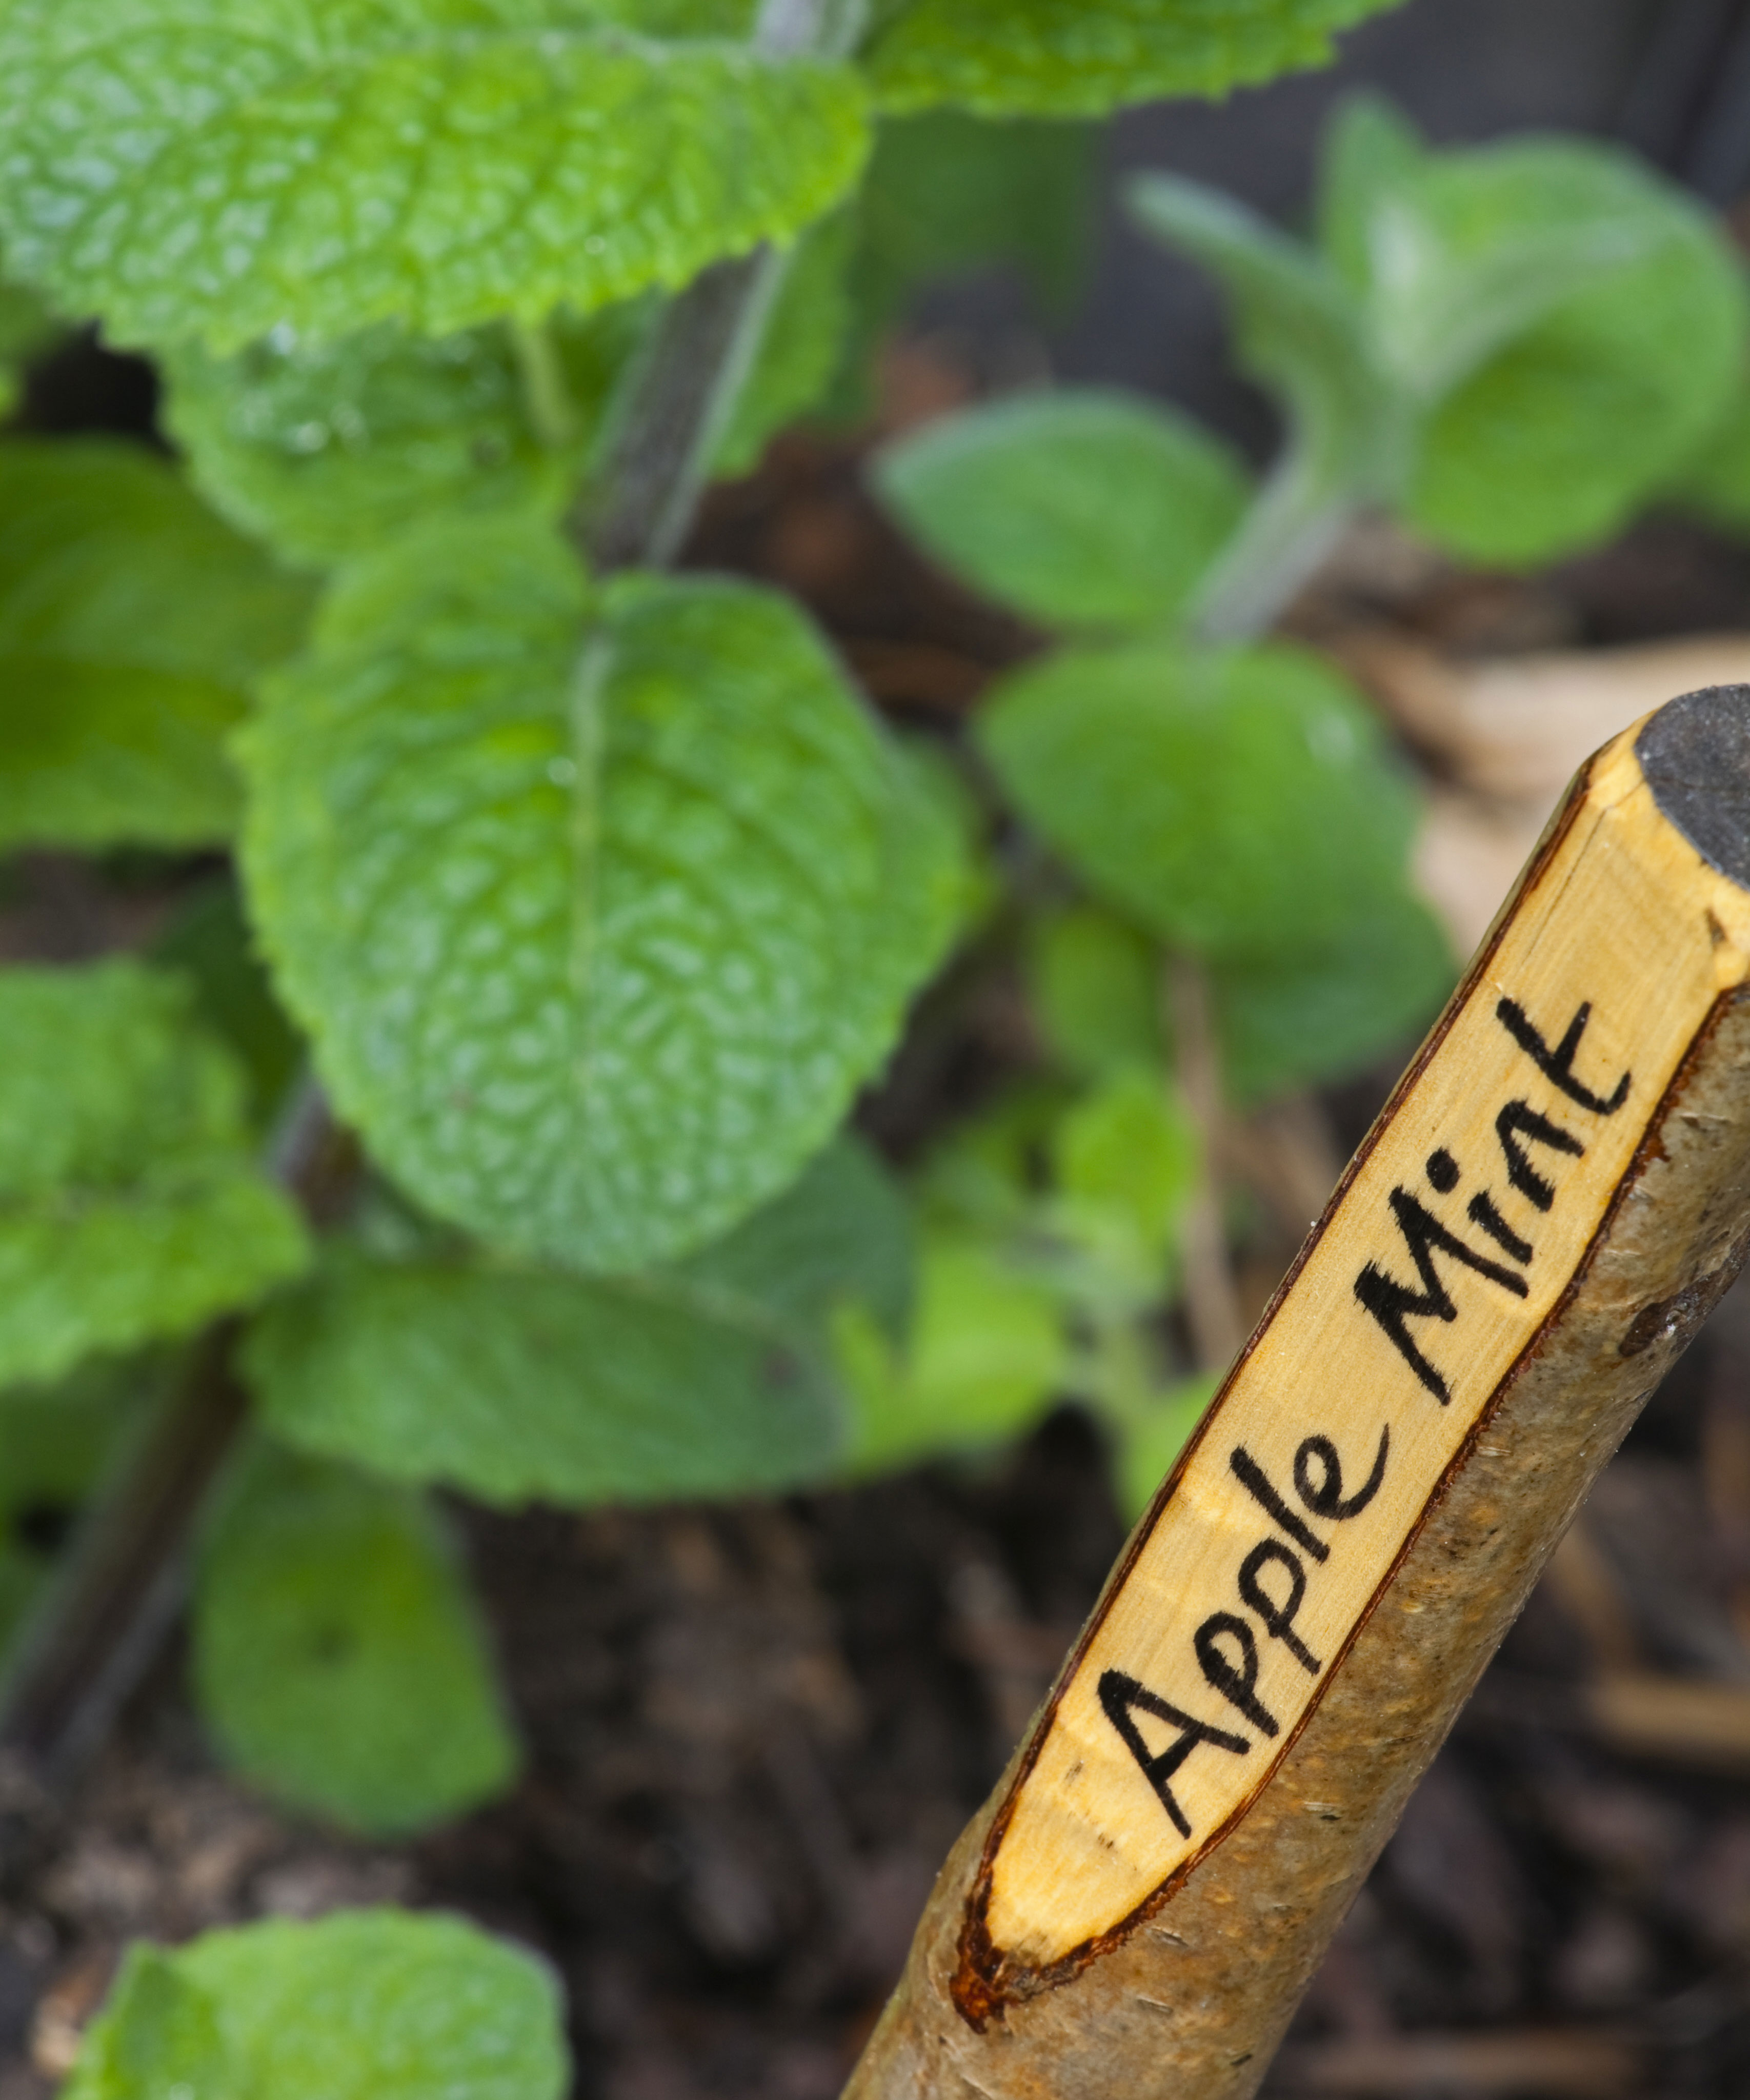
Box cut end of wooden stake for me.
[1636,685,1750,890]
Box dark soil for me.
[10,1337,1750,2099]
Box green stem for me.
[576,0,870,571]
[510,317,580,453]
[1191,462,1359,645]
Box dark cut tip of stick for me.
[1637,685,1750,890]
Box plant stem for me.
[510,316,580,453]
[0,1078,351,1786]
[580,247,793,571]
[576,0,868,571]
[1191,471,1358,646]
[0,1327,249,1782]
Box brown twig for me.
[845,691,1750,2099]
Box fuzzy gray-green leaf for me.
[240,521,958,1271]
[977,639,1421,964]
[874,389,1248,634]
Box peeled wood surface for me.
[846,690,1750,2100]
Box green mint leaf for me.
[0,4,869,350]
[837,1228,1065,1473]
[1025,904,1163,1082]
[1399,139,1747,564]
[1320,113,1671,403]
[1049,1067,1197,1298]
[873,389,1248,634]
[862,0,1405,117]
[64,1947,233,2100]
[240,520,960,1271]
[679,1132,914,1343]
[194,1445,519,1834]
[163,307,647,571]
[852,108,1095,332]
[1667,373,1750,534]
[0,960,309,1389]
[77,1910,568,2100]
[0,272,57,418]
[243,1137,910,1504]
[1128,174,1396,629]
[1213,881,1453,1103]
[0,440,310,850]
[977,639,1420,964]
[715,211,856,477]
[152,882,306,1129]
[575,0,758,26]
[1315,92,1425,292]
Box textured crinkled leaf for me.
[163,308,646,570]
[75,1911,568,2100]
[0,961,308,1389]
[875,389,1247,633]
[0,1,870,351]
[838,1229,1065,1473]
[862,0,1404,115]
[978,640,1420,964]
[64,1947,232,2100]
[244,1138,907,1503]
[241,521,959,1270]
[1025,904,1163,1081]
[1401,139,1747,564]
[194,1447,518,1834]
[0,441,310,849]
[1214,881,1453,1102]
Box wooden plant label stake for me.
[847,689,1750,2100]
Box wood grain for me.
[845,689,1750,2100]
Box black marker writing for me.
[1355,1188,1530,1402]
[1194,1613,1279,1736]
[1098,1669,1251,1840]
[1238,1541,1322,1674]
[1467,1188,1533,1263]
[1230,1447,1329,1561]
[1495,1100,1584,1213]
[1495,997,1630,1116]
[1295,1425,1389,1520]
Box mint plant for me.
[66,1909,569,2100]
[2,2,1743,2085]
